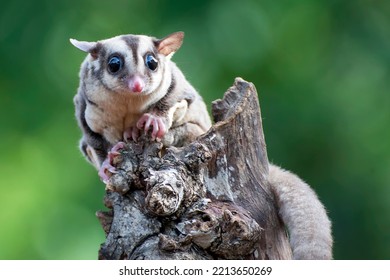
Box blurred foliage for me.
[0,0,389,259]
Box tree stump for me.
[97,78,293,260]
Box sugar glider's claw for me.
[98,142,126,183]
[98,158,115,184]
[154,117,166,141]
[123,127,140,142]
[111,141,126,152]
[136,113,167,141]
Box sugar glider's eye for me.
[107,56,123,74]
[145,54,158,71]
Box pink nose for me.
[128,76,144,93]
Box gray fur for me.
[268,164,333,259]
[73,90,109,166]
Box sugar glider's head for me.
[70,32,184,95]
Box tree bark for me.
[97,78,293,260]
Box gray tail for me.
[268,164,333,259]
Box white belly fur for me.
[83,62,172,145]
[84,89,168,144]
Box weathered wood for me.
[97,78,292,260]
[200,78,292,259]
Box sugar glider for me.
[70,31,332,259]
[71,32,211,180]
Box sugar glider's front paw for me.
[123,126,141,142]
[98,142,126,184]
[136,113,167,141]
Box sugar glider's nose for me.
[128,75,144,93]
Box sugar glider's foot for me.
[123,126,141,142]
[98,142,126,184]
[136,113,166,141]
[98,159,116,184]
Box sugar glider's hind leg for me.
[81,139,126,184]
[98,142,126,184]
[79,137,105,170]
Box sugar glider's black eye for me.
[107,56,123,74]
[145,54,158,71]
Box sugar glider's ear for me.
[155,32,184,57]
[70,38,99,58]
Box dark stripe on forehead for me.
[122,35,139,65]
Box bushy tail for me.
[268,164,333,259]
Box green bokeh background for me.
[1,0,389,259]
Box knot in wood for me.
[145,169,184,216]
